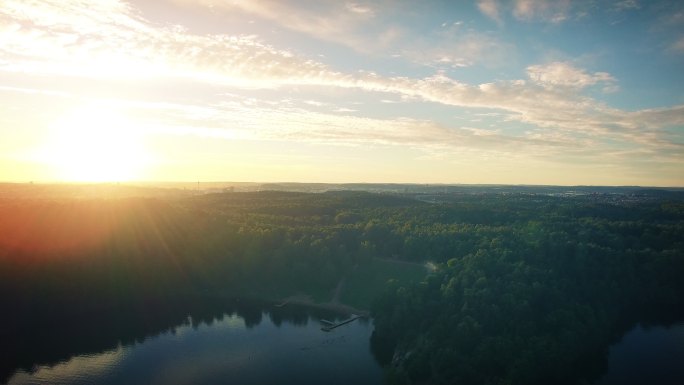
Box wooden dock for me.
[320,314,361,332]
[274,299,291,307]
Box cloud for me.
[303,100,327,107]
[345,2,375,16]
[355,71,680,157]
[613,0,640,12]
[169,0,391,52]
[626,104,684,129]
[513,0,571,23]
[129,93,684,170]
[669,36,684,54]
[0,0,341,87]
[1,0,681,166]
[477,0,593,25]
[526,62,616,90]
[0,85,72,98]
[113,96,570,159]
[404,29,515,68]
[334,107,357,113]
[477,0,503,24]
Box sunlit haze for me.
[1,0,683,185]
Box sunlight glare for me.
[42,105,152,182]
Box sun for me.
[41,105,153,182]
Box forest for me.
[0,186,683,384]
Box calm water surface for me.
[7,306,383,385]
[8,305,683,385]
[594,322,684,385]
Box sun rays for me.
[38,104,153,182]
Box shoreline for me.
[213,291,371,317]
[272,294,370,317]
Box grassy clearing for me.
[341,258,428,310]
[240,279,333,304]
[239,258,426,311]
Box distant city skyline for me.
[1,0,683,186]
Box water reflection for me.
[1,297,382,385]
[9,347,126,385]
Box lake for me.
[594,322,684,385]
[4,300,384,385]
[5,299,683,385]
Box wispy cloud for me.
[1,0,682,172]
[477,0,579,24]
[613,0,640,12]
[513,0,572,23]
[171,0,392,52]
[345,2,375,16]
[669,36,684,54]
[477,0,503,25]
[1,1,675,137]
[526,62,617,91]
[0,0,337,87]
[405,28,515,68]
[110,96,572,159]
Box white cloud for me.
[115,97,570,158]
[1,0,681,166]
[626,105,684,129]
[404,28,515,68]
[526,62,616,90]
[170,0,390,52]
[0,0,340,87]
[345,2,375,16]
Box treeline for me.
[0,191,422,333]
[370,196,684,385]
[0,190,683,384]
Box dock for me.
[274,299,291,307]
[320,314,361,332]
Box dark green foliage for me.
[371,197,684,385]
[0,189,682,385]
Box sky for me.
[0,0,683,186]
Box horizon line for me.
[1,181,683,189]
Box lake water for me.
[594,322,684,385]
[5,301,683,385]
[5,302,384,385]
